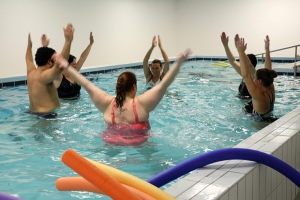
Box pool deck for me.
[164,61,300,199]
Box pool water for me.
[1,60,300,199]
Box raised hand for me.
[234,34,240,48]
[220,32,229,46]
[63,23,74,42]
[152,36,157,48]
[158,35,163,48]
[177,48,192,65]
[28,33,32,48]
[264,35,270,51]
[236,38,247,53]
[89,32,94,44]
[41,34,50,47]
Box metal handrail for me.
[255,44,300,77]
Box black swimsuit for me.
[25,110,57,119]
[57,75,81,99]
[238,79,251,99]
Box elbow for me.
[228,59,236,65]
[241,73,250,79]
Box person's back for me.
[53,48,191,145]
[25,24,74,114]
[236,35,277,122]
[103,96,151,146]
[27,66,60,112]
[95,71,151,145]
[251,69,276,115]
[26,43,59,112]
[104,98,149,125]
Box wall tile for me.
[237,177,246,200]
[259,164,266,199]
[219,192,229,200]
[252,166,260,200]
[228,185,238,200]
[245,173,253,200]
[277,182,283,200]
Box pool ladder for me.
[256,44,300,77]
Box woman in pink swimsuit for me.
[52,48,192,145]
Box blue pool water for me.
[1,60,300,199]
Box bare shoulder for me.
[27,68,37,79]
[29,68,46,83]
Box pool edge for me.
[164,106,300,200]
[1,56,299,88]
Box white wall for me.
[0,0,177,79]
[1,0,300,79]
[176,0,300,58]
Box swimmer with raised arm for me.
[53,48,192,145]
[236,36,277,122]
[25,23,74,117]
[55,32,94,99]
[143,35,170,90]
[221,32,258,99]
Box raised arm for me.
[158,35,170,78]
[237,39,250,79]
[221,32,241,75]
[143,36,156,82]
[76,32,94,71]
[40,34,64,87]
[264,35,272,70]
[60,23,74,60]
[137,49,192,112]
[40,23,74,84]
[236,38,261,98]
[26,33,36,75]
[234,33,256,78]
[40,33,64,86]
[53,53,113,113]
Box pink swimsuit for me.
[102,99,151,146]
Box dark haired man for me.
[25,23,74,117]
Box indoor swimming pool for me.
[1,60,300,199]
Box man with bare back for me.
[25,23,74,118]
